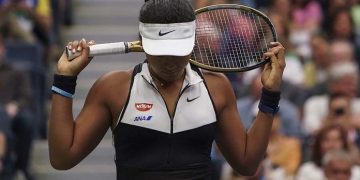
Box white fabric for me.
[283,55,304,85]
[117,63,216,133]
[296,162,360,180]
[296,162,324,180]
[139,21,196,56]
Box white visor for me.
[139,21,196,56]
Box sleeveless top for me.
[112,62,217,180]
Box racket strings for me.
[192,8,274,70]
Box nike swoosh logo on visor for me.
[158,30,176,36]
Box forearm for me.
[238,88,279,173]
[243,87,280,168]
[245,112,273,167]
[0,132,6,158]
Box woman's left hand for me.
[261,42,286,91]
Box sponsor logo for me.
[135,103,153,111]
[186,96,200,102]
[134,116,153,121]
[158,30,175,36]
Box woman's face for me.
[146,55,189,82]
[320,129,345,155]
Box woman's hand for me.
[261,42,286,91]
[56,39,95,76]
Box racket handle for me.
[66,42,129,61]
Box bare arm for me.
[0,132,5,159]
[207,42,286,175]
[49,40,113,170]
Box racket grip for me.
[66,42,128,61]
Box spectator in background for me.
[321,0,350,26]
[326,8,360,67]
[292,0,323,33]
[303,61,360,135]
[308,39,356,95]
[0,0,53,66]
[303,33,333,90]
[0,0,37,43]
[290,0,323,59]
[320,0,350,32]
[297,123,359,180]
[0,34,34,180]
[330,40,355,64]
[327,8,355,42]
[323,149,360,180]
[323,93,360,152]
[268,0,291,23]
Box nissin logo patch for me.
[134,116,153,121]
[135,103,153,111]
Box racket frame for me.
[190,4,278,72]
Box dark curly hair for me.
[140,0,195,24]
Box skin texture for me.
[49,39,286,176]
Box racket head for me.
[191,4,278,72]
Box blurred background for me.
[0,0,360,179]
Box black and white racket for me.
[66,4,277,72]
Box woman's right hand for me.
[56,39,95,76]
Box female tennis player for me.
[49,0,286,179]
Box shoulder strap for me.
[112,62,144,131]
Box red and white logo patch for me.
[135,103,153,111]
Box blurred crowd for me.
[193,0,360,180]
[0,0,360,180]
[0,0,71,179]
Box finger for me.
[267,45,286,68]
[67,42,73,50]
[263,51,278,69]
[269,42,282,47]
[71,40,79,53]
[269,42,285,59]
[264,50,286,74]
[268,45,283,55]
[77,40,83,51]
[80,38,91,61]
[271,45,286,68]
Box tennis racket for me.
[66,4,277,72]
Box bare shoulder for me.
[202,70,229,84]
[202,70,232,94]
[201,70,235,111]
[94,69,133,90]
[86,68,134,120]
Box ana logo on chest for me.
[135,103,153,111]
[134,115,153,121]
